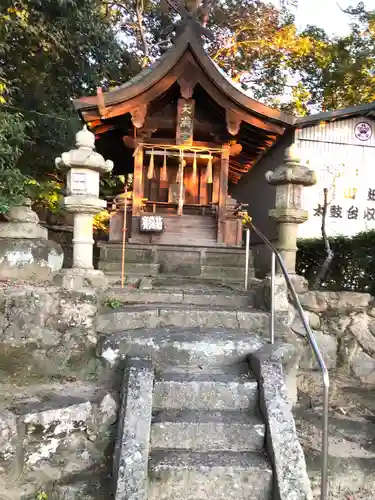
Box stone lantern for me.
[55,126,113,289]
[266,146,317,275]
[0,198,63,280]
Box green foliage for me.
[28,179,64,215]
[0,111,30,213]
[106,298,123,309]
[207,1,316,102]
[117,0,375,114]
[3,0,375,212]
[1,0,134,181]
[36,492,48,500]
[100,173,127,199]
[93,210,110,234]
[291,13,375,111]
[296,231,375,294]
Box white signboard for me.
[71,172,88,195]
[298,146,375,238]
[140,216,164,232]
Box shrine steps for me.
[100,276,310,500]
[97,304,269,335]
[97,242,255,285]
[102,331,273,500]
[105,285,255,308]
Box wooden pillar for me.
[212,163,220,204]
[132,146,144,217]
[217,144,230,244]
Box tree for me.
[1,0,136,183]
[106,0,319,105]
[289,7,375,112]
[0,79,31,213]
[206,0,316,102]
[0,110,30,213]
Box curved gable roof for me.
[73,22,295,127]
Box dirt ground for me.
[296,370,375,499]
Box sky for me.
[293,0,375,35]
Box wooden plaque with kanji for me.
[176,98,195,146]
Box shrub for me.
[296,230,375,294]
[0,111,31,213]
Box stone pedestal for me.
[55,126,113,289]
[64,198,106,268]
[266,146,316,275]
[55,268,109,290]
[0,199,63,280]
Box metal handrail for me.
[247,222,329,500]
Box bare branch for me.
[313,187,334,289]
[135,0,149,68]
[102,1,129,13]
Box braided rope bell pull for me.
[206,152,213,184]
[192,150,197,184]
[147,148,155,179]
[160,149,168,182]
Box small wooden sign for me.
[140,215,164,233]
[176,98,195,146]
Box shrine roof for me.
[73,22,294,127]
[296,101,375,126]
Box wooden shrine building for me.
[73,3,296,280]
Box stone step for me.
[152,239,217,247]
[150,276,262,290]
[104,272,250,287]
[97,305,269,333]
[147,450,273,500]
[105,288,253,308]
[202,251,247,267]
[99,326,265,369]
[98,244,251,266]
[151,409,265,451]
[153,371,259,411]
[98,262,160,274]
[201,265,254,279]
[152,237,217,245]
[102,266,254,283]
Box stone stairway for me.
[0,278,312,499]
[99,279,282,500]
[148,364,272,500]
[99,278,266,336]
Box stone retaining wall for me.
[289,290,375,382]
[0,284,104,383]
[0,391,117,499]
[0,284,116,499]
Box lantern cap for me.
[76,125,95,150]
